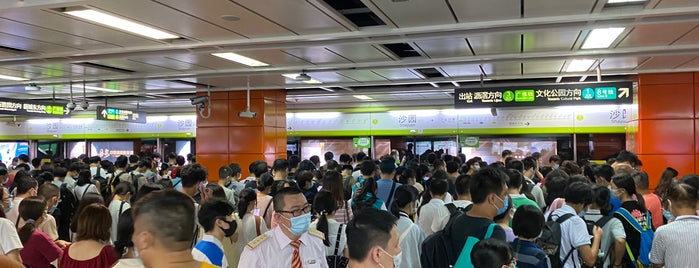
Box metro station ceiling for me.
[0,0,697,113]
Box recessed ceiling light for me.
[581,28,625,49]
[220,15,240,22]
[354,95,373,100]
[566,59,596,72]
[212,52,269,67]
[0,74,29,81]
[607,0,646,3]
[63,9,179,40]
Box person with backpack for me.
[73,170,99,201]
[582,185,626,268]
[416,177,448,236]
[311,190,349,268]
[447,167,508,268]
[390,185,424,268]
[611,174,654,268]
[471,238,517,268]
[511,205,549,268]
[545,182,603,268]
[431,174,472,233]
[650,181,699,267]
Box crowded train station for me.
[1,0,699,268]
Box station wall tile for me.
[638,84,694,119]
[638,154,695,190]
[197,99,229,127]
[196,153,229,181]
[229,126,264,153]
[638,119,694,155]
[196,127,228,154]
[639,72,694,85]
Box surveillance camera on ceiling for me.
[238,110,257,118]
[190,96,209,105]
[295,73,311,81]
[24,83,40,91]
[80,101,89,110]
[66,102,76,111]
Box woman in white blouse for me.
[235,189,267,259]
[73,170,100,201]
[310,190,348,258]
[390,185,425,268]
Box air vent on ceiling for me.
[0,45,28,54]
[414,68,445,78]
[383,43,421,58]
[74,62,135,74]
[322,0,386,27]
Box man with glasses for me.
[238,187,328,268]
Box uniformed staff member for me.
[238,187,328,268]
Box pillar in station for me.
[196,90,287,180]
[632,72,698,189]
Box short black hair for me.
[129,155,139,164]
[549,155,561,164]
[504,169,524,190]
[138,160,152,169]
[522,157,537,171]
[593,164,614,183]
[228,163,241,176]
[15,173,38,195]
[219,166,232,179]
[18,154,29,163]
[429,178,448,196]
[180,163,207,188]
[470,167,507,204]
[176,155,185,166]
[378,158,396,174]
[339,154,352,163]
[0,168,7,176]
[346,208,397,261]
[565,181,593,205]
[273,187,304,212]
[53,167,67,177]
[471,238,512,268]
[359,160,377,177]
[325,160,339,172]
[133,189,195,251]
[501,150,512,158]
[272,158,289,172]
[455,174,471,196]
[198,198,235,232]
[512,205,544,239]
[309,155,320,165]
[249,160,269,178]
[31,158,41,168]
[446,161,459,173]
[89,156,101,164]
[324,151,334,161]
[633,171,650,190]
[505,160,523,173]
[115,155,128,168]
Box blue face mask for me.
[494,195,509,216]
[553,164,560,170]
[48,203,58,214]
[3,199,12,213]
[282,213,311,236]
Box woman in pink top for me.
[18,197,63,268]
[59,203,117,268]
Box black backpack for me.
[420,203,467,268]
[56,184,78,241]
[584,216,615,268]
[92,168,109,197]
[537,213,575,268]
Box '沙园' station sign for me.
[454,81,633,108]
[96,106,147,124]
[0,98,67,117]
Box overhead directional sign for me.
[0,97,67,117]
[454,81,634,108]
[96,106,147,124]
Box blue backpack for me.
[454,223,498,268]
[615,208,654,266]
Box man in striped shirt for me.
[650,182,699,268]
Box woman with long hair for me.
[17,197,62,268]
[237,188,267,252]
[70,192,104,235]
[398,168,424,195]
[390,185,424,268]
[583,185,626,268]
[73,170,99,201]
[611,174,651,268]
[108,182,135,243]
[321,171,353,224]
[351,176,385,212]
[653,167,678,222]
[59,203,117,268]
[256,173,274,230]
[310,191,348,258]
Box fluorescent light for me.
[440,108,492,116]
[429,82,439,88]
[295,112,341,119]
[64,9,178,40]
[389,110,439,117]
[451,82,460,87]
[0,74,29,81]
[607,0,646,3]
[212,52,269,67]
[282,73,322,84]
[555,76,563,83]
[579,75,588,82]
[147,116,168,123]
[354,95,373,100]
[566,59,595,72]
[74,84,120,92]
[581,28,625,49]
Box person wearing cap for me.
[217,166,238,207]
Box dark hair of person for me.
[273,187,304,212]
[37,183,59,204]
[14,163,30,172]
[107,182,135,205]
[353,176,379,212]
[134,183,163,203]
[591,185,613,216]
[280,179,300,191]
[129,155,139,164]
[205,183,227,199]
[132,189,196,252]
[398,168,415,185]
[493,195,513,222]
[378,159,396,175]
[504,169,524,191]
[17,197,46,244]
[565,181,593,205]
[593,164,615,183]
[390,185,418,220]
[219,166,232,180]
[70,192,105,233]
[0,188,5,218]
[339,154,352,164]
[549,155,561,164]
[198,198,235,232]
[654,167,679,198]
[296,171,314,190]
[612,174,646,212]
[175,155,185,166]
[428,177,448,196]
[615,150,639,166]
[471,238,513,268]
[505,160,523,173]
[346,209,397,261]
[545,176,567,207]
[455,174,470,197]
[75,203,111,242]
[114,208,134,258]
[512,205,544,239]
[228,163,242,177]
[633,171,650,190]
[180,163,207,188]
[238,189,257,218]
[75,169,92,187]
[36,171,53,186]
[560,160,581,176]
[324,151,334,161]
[309,155,320,166]
[321,171,345,205]
[469,167,507,204]
[359,160,377,177]
[257,173,275,192]
[14,172,38,195]
[522,157,537,171]
[313,191,337,246]
[272,158,289,173]
[446,161,459,174]
[667,182,699,208]
[679,175,699,198]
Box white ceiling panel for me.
[0,18,116,51]
[154,0,292,38]
[233,0,350,34]
[451,0,519,22]
[305,72,359,83]
[0,32,79,53]
[636,55,696,70]
[468,33,521,55]
[599,57,646,70]
[617,22,698,47]
[165,54,244,70]
[524,0,596,18]
[523,30,579,52]
[367,0,454,27]
[439,64,482,77]
[283,47,352,64]
[524,60,565,74]
[335,70,389,82]
[323,45,392,62]
[485,62,522,76]
[414,38,472,58]
[371,68,422,80]
[128,57,212,71]
[673,25,699,45]
[236,50,314,66]
[654,0,699,8]
[675,56,699,68]
[88,59,178,73]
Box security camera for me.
[25,83,40,91]
[190,96,209,105]
[80,101,89,110]
[15,123,21,128]
[66,102,76,111]
[238,110,257,118]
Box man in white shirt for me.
[0,217,23,264]
[650,182,699,268]
[523,157,546,208]
[238,187,328,268]
[192,198,237,268]
[346,209,401,268]
[6,173,37,224]
[417,177,448,236]
[432,174,472,232]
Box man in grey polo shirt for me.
[650,182,699,268]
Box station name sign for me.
[96,106,147,124]
[454,81,634,108]
[0,97,67,117]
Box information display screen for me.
[0,98,66,117]
[0,142,29,165]
[90,141,134,163]
[96,106,147,124]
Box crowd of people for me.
[0,148,698,268]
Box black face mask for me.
[220,219,237,237]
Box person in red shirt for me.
[17,197,63,268]
[634,171,663,230]
[59,203,117,268]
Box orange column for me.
[635,73,696,189]
[196,90,287,180]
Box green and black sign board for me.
[0,97,67,117]
[353,137,371,148]
[96,106,147,124]
[454,81,633,108]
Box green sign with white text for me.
[353,137,371,148]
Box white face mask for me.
[379,247,402,268]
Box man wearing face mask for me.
[36,183,71,248]
[193,198,237,268]
[238,187,328,268]
[5,171,37,224]
[346,208,401,268]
